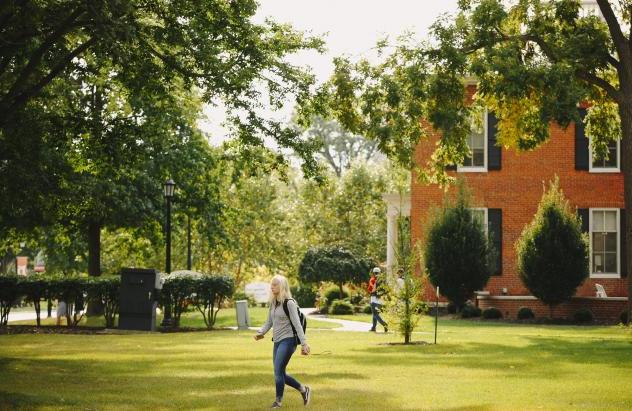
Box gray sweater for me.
[258,299,307,345]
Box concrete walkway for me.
[8,311,56,322]
[7,308,373,333]
[302,308,372,332]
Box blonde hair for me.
[269,274,292,305]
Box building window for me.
[590,209,619,277]
[590,138,620,172]
[458,109,487,172]
[470,208,488,235]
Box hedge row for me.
[0,275,119,327]
[0,272,234,330]
[160,272,234,329]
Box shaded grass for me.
[1,320,631,410]
[10,307,341,330]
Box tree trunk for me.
[619,102,632,325]
[34,300,41,327]
[339,283,344,299]
[88,220,101,277]
[87,220,103,315]
[549,305,554,320]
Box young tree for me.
[301,0,632,319]
[424,186,493,310]
[517,178,589,318]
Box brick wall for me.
[411,85,627,302]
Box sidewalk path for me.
[301,308,371,332]
[8,311,57,322]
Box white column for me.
[382,193,411,275]
[386,212,398,274]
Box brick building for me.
[403,85,628,322]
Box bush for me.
[191,275,235,329]
[447,303,457,314]
[0,275,19,326]
[482,307,502,319]
[517,306,535,320]
[621,310,629,325]
[461,304,482,318]
[292,285,317,308]
[330,300,354,315]
[425,184,493,308]
[318,304,329,315]
[161,271,199,327]
[232,291,256,307]
[322,285,349,306]
[18,275,48,327]
[517,178,589,318]
[363,304,372,314]
[573,308,594,323]
[88,276,121,328]
[349,292,364,306]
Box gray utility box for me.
[235,300,250,330]
[119,268,162,331]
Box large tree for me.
[1,0,323,276]
[300,0,632,319]
[0,0,323,230]
[302,116,380,177]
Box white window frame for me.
[458,108,488,173]
[589,208,620,278]
[470,208,488,236]
[588,137,620,173]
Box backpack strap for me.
[282,299,299,342]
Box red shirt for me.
[367,276,376,294]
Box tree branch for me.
[2,5,85,107]
[596,0,631,67]
[3,37,96,119]
[575,70,623,104]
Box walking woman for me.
[254,275,312,408]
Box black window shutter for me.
[575,108,589,170]
[488,209,502,275]
[621,209,627,278]
[487,112,501,170]
[578,208,589,233]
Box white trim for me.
[589,208,620,278]
[588,137,620,173]
[458,108,488,173]
[469,207,488,236]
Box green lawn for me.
[2,318,631,410]
[9,307,341,330]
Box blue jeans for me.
[371,302,387,330]
[273,337,302,400]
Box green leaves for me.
[304,0,623,185]
[424,185,492,308]
[516,177,589,310]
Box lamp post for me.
[187,214,192,270]
[161,179,176,327]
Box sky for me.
[200,0,460,143]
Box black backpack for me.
[282,298,307,344]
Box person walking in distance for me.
[255,275,312,408]
[367,267,388,333]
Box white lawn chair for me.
[595,283,607,298]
